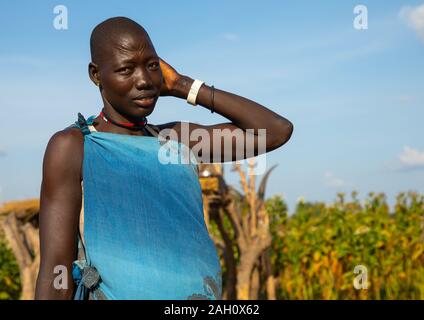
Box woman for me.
[35,17,293,300]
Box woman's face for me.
[91,32,163,119]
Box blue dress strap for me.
[70,113,91,136]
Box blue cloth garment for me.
[70,113,222,300]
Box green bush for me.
[267,191,424,299]
[0,238,21,300]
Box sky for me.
[0,0,423,214]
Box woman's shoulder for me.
[45,127,84,163]
[42,127,84,181]
[50,126,84,146]
[44,112,89,157]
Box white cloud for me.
[323,171,349,188]
[400,4,424,43]
[223,33,239,41]
[397,95,416,103]
[399,146,424,167]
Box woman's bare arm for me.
[35,128,83,299]
[158,59,294,163]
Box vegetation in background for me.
[0,191,422,300]
[266,191,424,299]
[0,238,21,300]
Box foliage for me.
[0,237,21,300]
[0,191,422,300]
[266,191,424,300]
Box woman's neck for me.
[93,105,149,136]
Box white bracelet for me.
[187,79,205,106]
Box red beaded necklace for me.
[99,108,148,130]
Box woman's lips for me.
[133,96,156,107]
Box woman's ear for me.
[88,62,100,87]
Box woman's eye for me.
[149,62,159,70]
[118,67,132,75]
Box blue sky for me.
[0,1,423,213]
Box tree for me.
[0,199,40,300]
[199,160,277,299]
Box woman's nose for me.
[134,68,154,90]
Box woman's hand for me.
[159,58,194,99]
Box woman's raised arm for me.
[158,58,294,163]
